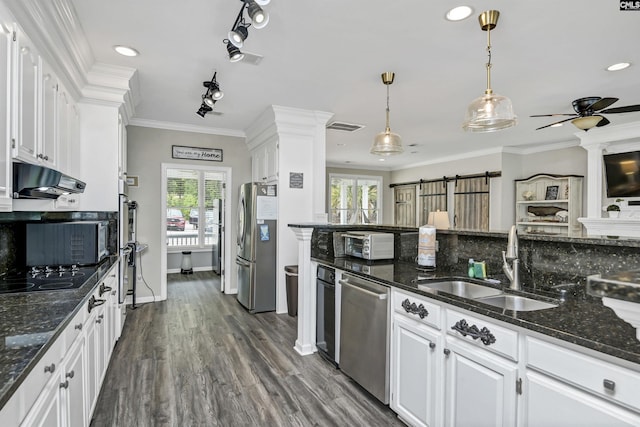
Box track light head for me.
[228,24,249,48]
[246,1,269,29]
[196,103,213,118]
[225,40,244,62]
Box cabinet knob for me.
[59,381,69,389]
[96,318,102,324]
[66,370,74,379]
[603,379,616,392]
[44,363,56,373]
[98,314,104,319]
[443,348,451,356]
[429,342,436,349]
[21,46,30,54]
[75,323,83,330]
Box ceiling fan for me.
[531,97,640,131]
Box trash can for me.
[285,265,298,317]
[181,251,193,274]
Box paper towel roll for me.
[418,225,436,267]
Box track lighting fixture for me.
[223,0,272,61]
[196,72,223,118]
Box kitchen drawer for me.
[526,336,640,411]
[62,305,87,352]
[393,289,441,329]
[446,309,518,361]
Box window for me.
[329,174,382,224]
[166,167,225,248]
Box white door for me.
[444,339,517,427]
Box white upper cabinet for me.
[39,59,58,168]
[0,19,13,211]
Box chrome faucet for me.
[502,225,521,290]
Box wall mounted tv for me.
[603,150,640,198]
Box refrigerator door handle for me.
[235,258,251,267]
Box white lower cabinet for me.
[443,337,517,427]
[389,289,640,427]
[524,370,640,427]
[391,315,440,427]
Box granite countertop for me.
[316,256,640,367]
[0,256,119,410]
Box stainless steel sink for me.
[476,294,558,312]
[418,281,504,299]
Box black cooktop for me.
[0,265,98,294]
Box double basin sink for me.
[416,280,558,312]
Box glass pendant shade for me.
[571,116,602,130]
[371,128,403,156]
[463,92,517,132]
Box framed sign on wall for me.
[172,145,223,162]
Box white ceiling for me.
[69,0,640,170]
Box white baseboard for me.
[125,294,165,305]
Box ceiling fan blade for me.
[595,116,610,127]
[588,97,618,111]
[530,114,576,117]
[600,104,640,114]
[535,117,576,130]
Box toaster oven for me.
[343,231,395,260]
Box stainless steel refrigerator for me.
[236,182,277,312]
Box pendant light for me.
[462,10,517,132]
[371,72,403,156]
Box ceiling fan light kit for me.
[371,72,404,156]
[462,10,517,133]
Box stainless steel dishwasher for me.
[339,273,390,404]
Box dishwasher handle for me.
[339,279,388,300]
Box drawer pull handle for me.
[429,342,436,349]
[451,319,496,346]
[66,371,74,379]
[44,363,55,373]
[60,381,69,389]
[99,283,112,297]
[75,323,83,330]
[87,295,106,313]
[98,314,104,319]
[401,299,429,319]
[603,379,616,392]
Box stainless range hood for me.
[13,162,86,199]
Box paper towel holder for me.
[428,210,451,230]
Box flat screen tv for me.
[603,150,640,198]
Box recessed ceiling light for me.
[446,6,473,21]
[378,158,385,162]
[114,45,139,57]
[607,62,631,71]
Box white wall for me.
[126,126,250,301]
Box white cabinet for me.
[0,19,12,211]
[39,60,58,168]
[443,337,518,427]
[118,113,127,179]
[251,139,278,183]
[515,174,584,237]
[13,26,39,164]
[391,315,440,427]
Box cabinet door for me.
[56,83,70,173]
[20,373,62,427]
[0,22,12,211]
[252,146,266,182]
[63,337,87,427]
[85,310,99,416]
[444,339,517,427]
[524,371,640,427]
[391,315,440,427]
[40,60,57,167]
[14,28,39,161]
[265,141,278,182]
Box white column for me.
[290,226,316,355]
[581,142,609,218]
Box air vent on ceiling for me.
[240,52,263,66]
[326,121,365,132]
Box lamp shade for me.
[571,115,602,130]
[371,129,403,156]
[427,210,451,229]
[463,93,517,132]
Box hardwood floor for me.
[91,271,403,426]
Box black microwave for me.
[26,221,109,266]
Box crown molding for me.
[128,118,245,138]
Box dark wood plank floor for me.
[91,271,403,426]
